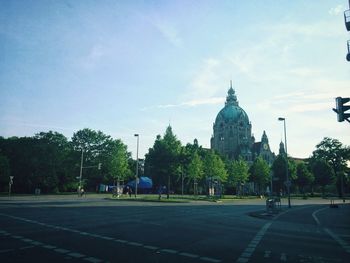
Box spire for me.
[279,141,285,155]
[261,130,268,143]
[225,81,238,106]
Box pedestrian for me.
[81,188,85,197]
[128,187,132,197]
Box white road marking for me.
[84,257,103,263]
[179,252,199,258]
[127,241,143,246]
[68,252,85,258]
[54,248,70,254]
[200,256,222,263]
[312,207,328,226]
[280,253,287,261]
[19,245,34,250]
[235,222,272,263]
[2,229,104,262]
[0,249,14,253]
[324,228,350,253]
[264,250,271,258]
[43,245,56,249]
[0,213,223,263]
[160,248,178,254]
[143,245,158,250]
[114,239,127,243]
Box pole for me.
[181,171,184,196]
[270,171,273,197]
[134,134,139,198]
[79,149,83,196]
[283,119,291,208]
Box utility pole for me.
[278,117,291,208]
[134,134,139,198]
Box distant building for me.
[210,83,274,164]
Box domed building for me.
[211,83,274,164]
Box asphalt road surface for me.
[0,196,349,263]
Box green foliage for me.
[204,150,228,183]
[249,156,270,194]
[227,157,249,194]
[271,154,296,193]
[0,129,132,193]
[295,162,314,193]
[0,152,10,191]
[187,152,204,182]
[145,126,182,191]
[311,137,349,197]
[310,159,335,195]
[106,139,131,184]
[312,137,350,173]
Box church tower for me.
[211,83,253,161]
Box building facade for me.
[211,84,274,164]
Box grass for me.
[106,194,263,203]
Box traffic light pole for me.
[333,97,350,123]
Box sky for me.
[0,0,349,159]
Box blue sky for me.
[1,0,349,159]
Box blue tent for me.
[126,176,153,189]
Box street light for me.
[134,134,139,198]
[278,117,291,208]
[79,148,84,195]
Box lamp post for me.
[79,148,84,196]
[134,134,139,198]
[278,117,291,208]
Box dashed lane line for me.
[0,229,104,262]
[0,212,222,263]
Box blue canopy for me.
[126,176,153,189]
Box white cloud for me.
[147,15,183,48]
[81,45,107,69]
[265,21,343,39]
[288,68,324,77]
[187,58,227,98]
[329,5,344,16]
[289,102,331,113]
[141,97,224,111]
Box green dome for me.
[216,104,249,124]
[215,87,249,124]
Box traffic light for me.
[333,97,350,122]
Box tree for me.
[227,157,249,196]
[271,154,297,195]
[34,131,72,193]
[0,152,10,192]
[310,159,335,196]
[106,139,131,187]
[187,152,204,195]
[145,126,182,198]
[312,137,350,197]
[71,129,112,190]
[295,162,314,194]
[203,150,227,195]
[250,157,270,195]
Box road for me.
[0,196,349,263]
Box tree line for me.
[0,126,349,197]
